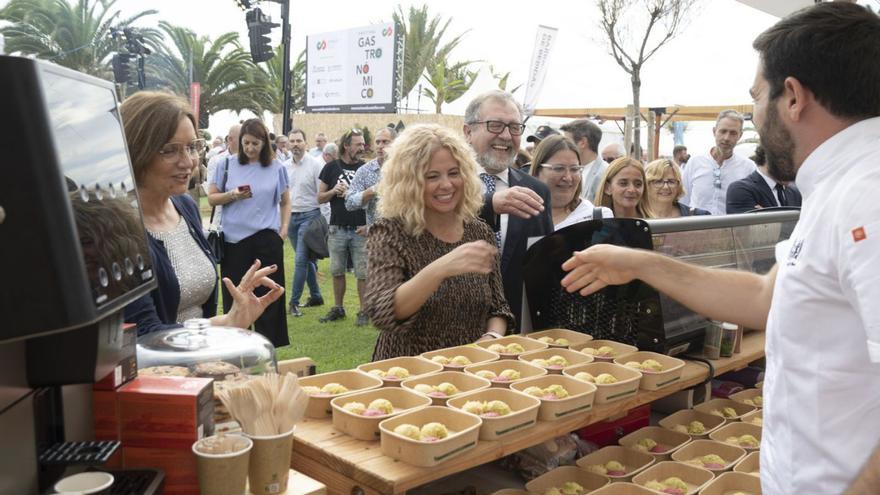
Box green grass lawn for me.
[199,197,378,373]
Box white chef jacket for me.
[762,117,880,494]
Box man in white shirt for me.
[680,110,756,215]
[601,142,624,163]
[283,128,325,316]
[308,132,327,158]
[560,119,607,203]
[275,134,292,162]
[206,137,225,161]
[560,4,880,493]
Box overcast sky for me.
[1,0,812,153]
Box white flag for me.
[522,25,558,117]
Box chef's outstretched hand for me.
[560,244,641,296]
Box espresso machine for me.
[0,55,157,494]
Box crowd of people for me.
[116,3,880,494]
[131,89,803,346]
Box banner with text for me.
[305,23,400,113]
[522,25,558,117]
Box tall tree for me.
[392,4,467,105]
[0,0,159,78]
[148,21,272,128]
[421,57,479,113]
[256,45,306,115]
[597,0,697,159]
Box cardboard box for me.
[525,328,594,349]
[618,426,691,461]
[463,359,548,389]
[356,356,443,387]
[379,406,481,467]
[631,461,714,495]
[93,322,138,391]
[446,388,541,441]
[670,439,747,474]
[733,451,760,477]
[118,376,214,449]
[330,387,431,441]
[299,369,383,419]
[524,466,609,494]
[92,389,120,441]
[698,471,762,495]
[123,445,198,495]
[576,445,655,482]
[401,370,492,406]
[657,409,725,439]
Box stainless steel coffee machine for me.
[0,55,156,494]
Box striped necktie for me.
[479,172,502,248]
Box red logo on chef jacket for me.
[852,226,867,242]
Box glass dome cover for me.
[137,319,276,377]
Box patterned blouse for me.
[365,217,514,361]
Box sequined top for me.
[148,216,216,323]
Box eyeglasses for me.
[468,120,526,136]
[650,179,680,188]
[713,167,722,189]
[157,139,206,162]
[539,164,585,176]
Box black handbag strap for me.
[208,156,230,224]
[592,207,604,221]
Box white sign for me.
[305,23,400,113]
[522,25,558,117]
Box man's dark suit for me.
[726,170,803,214]
[480,167,554,332]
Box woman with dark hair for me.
[207,118,291,346]
[528,135,613,229]
[121,92,283,336]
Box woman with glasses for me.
[121,92,283,336]
[528,135,613,229]
[644,159,711,218]
[595,157,651,218]
[366,124,513,360]
[207,118,291,347]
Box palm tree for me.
[256,45,306,115]
[0,0,159,78]
[392,4,467,105]
[488,64,522,94]
[421,58,479,113]
[148,21,272,128]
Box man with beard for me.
[463,90,553,331]
[283,129,325,316]
[345,126,397,228]
[318,129,368,324]
[726,145,802,213]
[680,110,756,215]
[560,4,880,493]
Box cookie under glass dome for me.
[136,318,276,379]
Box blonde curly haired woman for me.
[365,124,514,360]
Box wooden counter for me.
[291,332,765,495]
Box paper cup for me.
[192,435,253,495]
[244,428,295,494]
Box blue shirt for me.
[210,156,289,243]
[344,158,381,226]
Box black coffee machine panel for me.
[0,56,157,494]
[0,56,155,345]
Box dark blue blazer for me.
[124,195,218,336]
[726,170,802,214]
[678,203,711,216]
[479,167,554,331]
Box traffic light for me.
[112,53,135,84]
[246,8,278,63]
